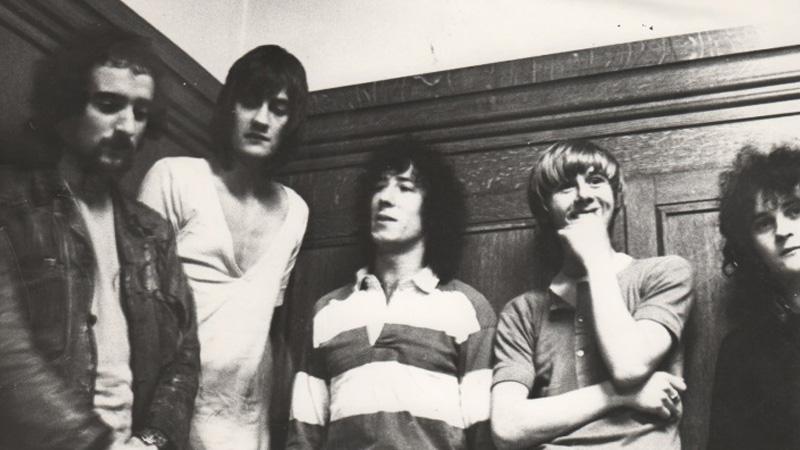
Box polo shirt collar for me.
[548,252,634,311]
[354,266,440,294]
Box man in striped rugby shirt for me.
[287,137,496,450]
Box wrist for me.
[137,428,168,449]
[601,380,626,408]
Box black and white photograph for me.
[0,1,799,449]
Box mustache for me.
[102,133,136,152]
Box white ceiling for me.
[122,0,800,91]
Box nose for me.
[575,177,593,201]
[114,106,136,135]
[375,184,398,206]
[252,102,270,128]
[775,212,794,239]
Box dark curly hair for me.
[718,144,800,316]
[211,45,308,172]
[527,139,625,275]
[357,138,466,283]
[30,27,165,150]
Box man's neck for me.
[373,240,425,299]
[213,157,276,200]
[58,154,111,207]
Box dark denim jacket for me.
[0,167,199,450]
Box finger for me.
[668,376,687,391]
[662,396,680,419]
[656,405,672,420]
[666,389,681,404]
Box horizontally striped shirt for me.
[288,267,496,450]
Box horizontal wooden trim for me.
[282,95,800,175]
[302,46,800,147]
[289,112,800,242]
[0,2,65,51]
[308,26,793,115]
[301,218,537,250]
[1,0,219,158]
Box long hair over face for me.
[30,28,165,152]
[527,140,625,276]
[719,144,800,316]
[356,138,466,283]
[211,45,308,172]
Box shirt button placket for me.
[574,298,590,387]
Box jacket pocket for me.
[20,257,68,358]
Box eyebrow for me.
[91,91,152,103]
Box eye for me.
[752,215,775,234]
[586,174,609,186]
[374,180,389,191]
[785,202,800,219]
[90,95,126,114]
[555,181,576,193]
[270,100,289,117]
[397,181,417,192]
[237,97,262,110]
[132,103,151,122]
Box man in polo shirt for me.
[287,138,496,449]
[491,140,694,449]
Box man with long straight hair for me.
[139,44,309,449]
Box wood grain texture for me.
[300,47,800,149]
[280,26,798,450]
[308,27,788,115]
[657,199,732,450]
[0,7,794,448]
[0,0,217,193]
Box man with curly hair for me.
[287,138,495,450]
[709,144,800,449]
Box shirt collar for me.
[548,252,634,311]
[354,266,440,294]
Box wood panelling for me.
[1,4,798,448]
[0,0,217,192]
[308,27,796,115]
[283,25,800,450]
[657,198,732,450]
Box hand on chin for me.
[558,215,613,266]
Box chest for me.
[215,187,288,271]
[313,287,479,379]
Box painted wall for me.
[121,0,799,91]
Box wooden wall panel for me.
[1,4,798,447]
[283,26,800,450]
[0,0,216,192]
[288,113,800,250]
[658,200,731,450]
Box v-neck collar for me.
[203,160,291,278]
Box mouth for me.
[567,208,599,220]
[374,213,396,223]
[781,246,800,256]
[244,132,270,142]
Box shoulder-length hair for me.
[211,45,308,172]
[719,144,800,316]
[526,139,625,276]
[356,137,466,283]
